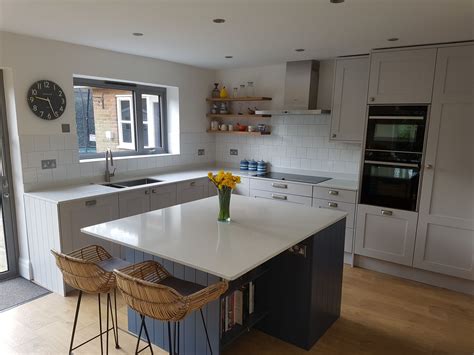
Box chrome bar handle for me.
[272,182,288,189]
[381,209,393,216]
[272,194,288,201]
[328,190,339,196]
[328,202,338,208]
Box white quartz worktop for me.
[82,195,347,280]
[24,166,358,204]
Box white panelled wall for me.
[20,132,215,191]
[215,114,361,174]
[215,62,362,175]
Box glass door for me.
[0,70,18,280]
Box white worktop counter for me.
[24,166,358,204]
[82,195,347,280]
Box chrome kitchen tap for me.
[105,148,116,182]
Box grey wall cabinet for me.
[413,44,474,280]
[354,204,418,266]
[367,48,437,104]
[330,56,369,142]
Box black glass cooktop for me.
[255,172,331,185]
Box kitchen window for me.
[73,77,167,159]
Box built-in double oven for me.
[360,105,429,211]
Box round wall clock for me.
[27,80,66,120]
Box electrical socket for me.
[41,159,57,169]
[230,149,238,156]
[198,149,205,156]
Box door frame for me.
[0,70,19,280]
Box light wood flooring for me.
[0,266,472,354]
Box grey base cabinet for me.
[413,44,474,280]
[354,204,418,266]
[176,178,209,204]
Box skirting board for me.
[344,252,353,266]
[354,255,474,296]
[18,257,32,280]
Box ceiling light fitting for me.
[225,56,233,59]
[330,0,345,3]
[387,37,399,42]
[213,18,226,24]
[295,48,305,52]
[132,32,144,37]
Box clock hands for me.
[35,96,57,117]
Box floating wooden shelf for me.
[206,97,272,102]
[206,113,271,119]
[206,129,271,136]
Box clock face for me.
[27,80,66,120]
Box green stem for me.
[218,187,232,222]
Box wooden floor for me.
[0,265,472,354]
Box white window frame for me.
[116,95,135,150]
[142,94,158,149]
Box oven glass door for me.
[360,161,420,211]
[366,118,426,152]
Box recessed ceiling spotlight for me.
[225,55,233,59]
[213,18,226,24]
[387,37,399,42]
[132,32,144,37]
[330,0,345,3]
[295,48,305,52]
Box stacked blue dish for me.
[240,159,249,171]
[248,159,258,172]
[257,160,267,173]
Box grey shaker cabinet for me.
[330,55,369,142]
[413,44,474,280]
[118,184,178,218]
[354,204,418,266]
[176,178,209,204]
[367,48,437,104]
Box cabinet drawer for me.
[313,186,356,203]
[250,189,312,206]
[312,198,355,228]
[250,179,312,197]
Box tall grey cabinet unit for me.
[367,48,437,104]
[330,55,369,142]
[413,44,474,280]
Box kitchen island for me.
[82,195,347,353]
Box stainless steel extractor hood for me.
[256,60,330,115]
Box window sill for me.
[80,153,179,163]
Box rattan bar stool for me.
[51,245,130,355]
[114,260,228,355]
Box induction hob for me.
[254,172,331,185]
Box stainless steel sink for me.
[101,178,163,188]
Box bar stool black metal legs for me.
[135,315,153,354]
[67,291,118,355]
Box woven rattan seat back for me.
[51,245,116,294]
[115,260,228,322]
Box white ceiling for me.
[0,0,472,69]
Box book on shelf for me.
[221,282,256,334]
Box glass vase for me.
[218,188,232,222]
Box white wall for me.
[0,31,216,278]
[215,62,362,176]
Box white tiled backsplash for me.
[20,132,215,190]
[215,115,362,174]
